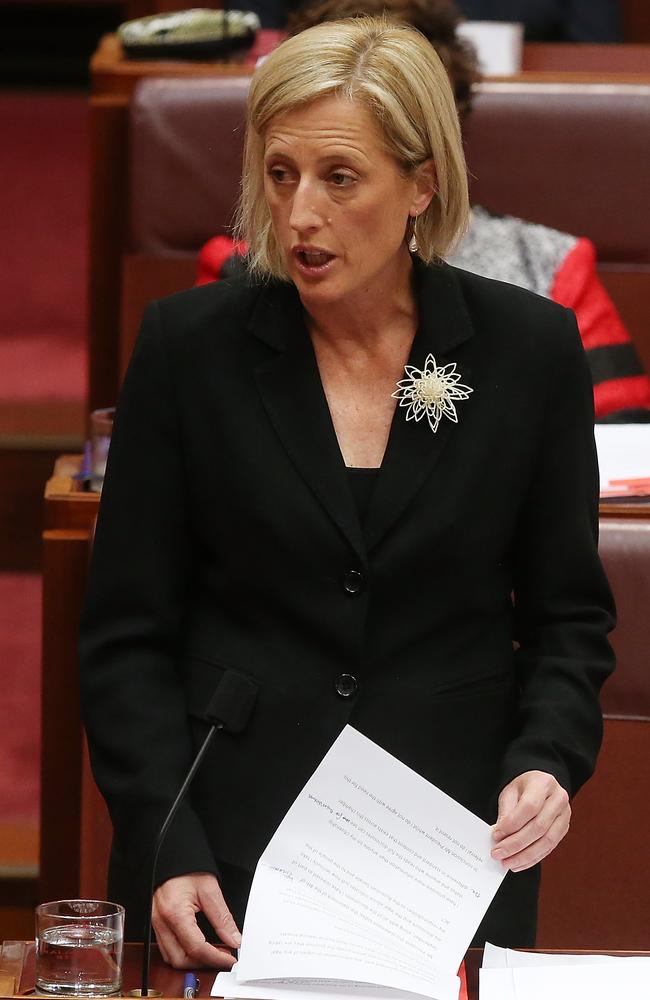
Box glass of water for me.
[35,900,124,996]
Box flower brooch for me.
[392,353,473,434]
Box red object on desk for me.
[459,959,469,1000]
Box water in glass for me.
[36,923,122,995]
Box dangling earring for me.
[408,213,419,253]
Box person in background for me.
[199,0,649,422]
[454,0,622,42]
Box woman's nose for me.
[289,180,324,233]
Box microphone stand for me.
[128,666,258,996]
[133,721,223,998]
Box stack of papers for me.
[480,942,650,999]
[214,727,507,1000]
[595,424,650,499]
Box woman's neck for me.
[304,249,417,354]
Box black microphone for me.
[132,670,259,997]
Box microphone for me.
[130,669,259,997]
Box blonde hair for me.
[235,16,470,279]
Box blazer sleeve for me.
[78,301,219,892]
[499,307,616,798]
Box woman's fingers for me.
[196,878,242,952]
[491,770,571,871]
[153,873,240,969]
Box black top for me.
[346,466,380,525]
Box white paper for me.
[213,727,506,1000]
[480,944,650,999]
[595,423,650,497]
[215,971,439,1000]
[478,968,516,1000]
[482,942,650,968]
[511,964,650,999]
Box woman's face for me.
[263,94,434,310]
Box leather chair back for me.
[123,76,650,376]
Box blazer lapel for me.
[364,260,476,552]
[250,280,367,564]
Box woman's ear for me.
[410,158,437,216]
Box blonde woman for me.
[80,17,614,968]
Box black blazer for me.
[79,258,615,946]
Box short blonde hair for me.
[235,16,470,278]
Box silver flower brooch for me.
[392,353,473,434]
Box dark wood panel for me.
[120,254,197,379]
[537,720,650,949]
[40,529,93,902]
[623,0,650,43]
[600,268,650,376]
[0,448,79,571]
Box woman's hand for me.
[491,770,571,872]
[153,872,241,969]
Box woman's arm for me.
[79,302,236,957]
[490,307,616,868]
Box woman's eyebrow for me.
[264,147,370,168]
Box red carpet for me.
[0,93,88,868]
[0,92,87,402]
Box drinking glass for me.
[35,900,124,996]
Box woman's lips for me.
[292,247,336,277]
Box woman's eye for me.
[329,172,355,187]
[267,166,291,183]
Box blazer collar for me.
[249,258,476,559]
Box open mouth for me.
[294,248,336,272]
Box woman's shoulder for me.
[448,259,564,316]
[444,261,578,354]
[147,271,270,340]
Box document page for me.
[511,964,650,1000]
[595,423,650,497]
[483,942,650,969]
[223,726,505,1000]
[480,944,650,1000]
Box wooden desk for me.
[0,941,197,997]
[41,458,102,903]
[3,942,650,999]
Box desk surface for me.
[3,942,650,1000]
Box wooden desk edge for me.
[3,943,649,999]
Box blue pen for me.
[183,973,200,998]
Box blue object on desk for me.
[183,973,199,998]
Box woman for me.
[79,17,615,970]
